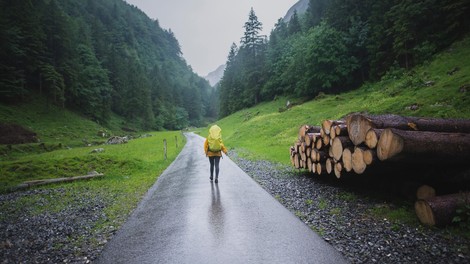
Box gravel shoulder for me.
[229,151,470,264]
[1,151,469,263]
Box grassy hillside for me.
[205,36,470,164]
[0,88,187,256]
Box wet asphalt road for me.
[96,132,347,264]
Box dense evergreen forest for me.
[218,0,470,117]
[0,0,217,130]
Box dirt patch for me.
[0,123,38,144]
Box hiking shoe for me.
[215,178,218,183]
[210,176,213,181]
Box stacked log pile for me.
[290,113,470,178]
[289,113,470,227]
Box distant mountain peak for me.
[283,0,309,22]
[204,64,225,87]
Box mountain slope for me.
[283,0,309,22]
[204,64,226,86]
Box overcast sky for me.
[124,0,299,76]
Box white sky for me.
[124,0,299,76]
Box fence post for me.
[175,135,178,148]
[163,139,167,160]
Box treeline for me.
[218,0,469,117]
[0,0,216,130]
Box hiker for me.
[204,125,228,183]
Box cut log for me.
[346,114,375,146]
[294,142,301,153]
[294,153,300,169]
[322,134,330,146]
[334,162,343,179]
[347,113,470,146]
[351,147,367,174]
[322,120,345,135]
[316,163,324,175]
[16,172,104,189]
[342,148,353,172]
[304,133,320,147]
[315,138,323,150]
[307,158,313,172]
[363,149,377,166]
[315,150,329,163]
[326,158,334,174]
[365,128,383,149]
[334,124,348,137]
[377,128,470,161]
[416,185,436,200]
[299,125,321,141]
[331,136,353,161]
[415,192,470,226]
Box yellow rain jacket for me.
[204,125,228,157]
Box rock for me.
[91,148,104,153]
[106,136,128,145]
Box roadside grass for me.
[0,131,185,234]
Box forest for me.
[0,0,217,130]
[218,0,470,117]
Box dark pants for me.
[209,156,221,178]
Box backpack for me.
[207,125,222,152]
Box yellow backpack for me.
[207,125,222,152]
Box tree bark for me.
[377,128,470,161]
[415,192,470,226]
[347,113,470,146]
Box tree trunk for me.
[377,128,470,161]
[415,192,470,226]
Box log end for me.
[415,200,436,226]
[416,185,436,200]
[377,128,404,161]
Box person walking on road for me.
[204,125,228,183]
